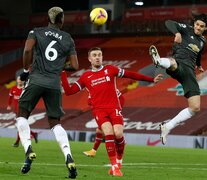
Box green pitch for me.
[0,137,207,180]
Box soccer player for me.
[7,76,38,147]
[16,7,79,178]
[149,13,207,145]
[83,89,124,157]
[61,47,163,176]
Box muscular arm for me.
[23,39,35,70]
[61,71,80,95]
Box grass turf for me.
[0,137,207,179]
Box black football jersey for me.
[166,20,206,69]
[27,26,76,89]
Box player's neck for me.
[92,65,103,72]
[48,23,60,29]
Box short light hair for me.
[88,47,102,56]
[48,7,64,24]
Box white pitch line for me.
[1,161,207,169]
[121,163,207,166]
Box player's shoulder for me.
[32,26,46,32]
[28,26,45,35]
[104,64,117,69]
[178,23,192,32]
[60,29,71,37]
[50,28,71,40]
[200,35,206,43]
[81,70,93,77]
[104,64,120,72]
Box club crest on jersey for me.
[104,69,108,75]
[106,76,110,81]
[188,44,200,52]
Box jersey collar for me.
[92,65,104,72]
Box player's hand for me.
[174,33,182,43]
[7,106,11,110]
[20,69,29,81]
[153,74,163,84]
[196,66,204,73]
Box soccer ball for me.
[90,7,108,25]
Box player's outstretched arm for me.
[61,71,80,96]
[123,70,163,83]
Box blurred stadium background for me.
[0,0,207,149]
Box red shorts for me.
[92,108,124,128]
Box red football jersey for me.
[8,85,22,113]
[77,65,123,109]
[87,89,124,108]
[61,64,154,110]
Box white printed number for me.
[115,109,122,117]
[178,23,186,28]
[45,40,58,61]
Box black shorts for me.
[166,62,200,98]
[19,83,64,118]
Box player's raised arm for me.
[61,71,81,95]
[123,70,163,83]
[165,20,184,43]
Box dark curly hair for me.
[192,13,207,24]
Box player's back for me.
[29,26,75,89]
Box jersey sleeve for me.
[61,71,80,95]
[109,65,125,77]
[27,29,36,40]
[165,20,189,35]
[61,71,85,95]
[76,75,86,90]
[68,36,77,56]
[123,70,154,82]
